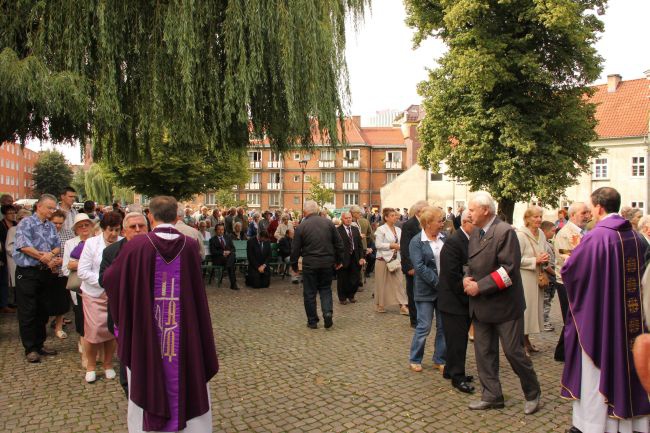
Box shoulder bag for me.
[65,271,82,293]
[385,228,401,272]
[526,232,549,290]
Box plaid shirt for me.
[55,228,75,276]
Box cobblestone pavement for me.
[0,276,572,433]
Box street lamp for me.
[299,159,308,218]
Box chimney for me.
[607,74,622,92]
[351,115,361,128]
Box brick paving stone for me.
[0,276,573,432]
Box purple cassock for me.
[561,214,650,419]
[103,227,219,431]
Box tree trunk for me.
[498,198,515,225]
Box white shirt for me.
[481,215,498,235]
[421,230,444,272]
[63,236,83,305]
[375,224,401,261]
[78,234,119,298]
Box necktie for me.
[220,237,225,248]
[347,227,354,253]
[479,229,485,239]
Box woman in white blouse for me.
[77,212,122,383]
[374,208,408,314]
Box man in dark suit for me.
[463,192,541,414]
[439,209,475,394]
[400,201,430,328]
[336,212,365,304]
[209,224,238,290]
[245,230,272,288]
[98,211,149,398]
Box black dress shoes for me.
[38,346,58,356]
[452,381,475,394]
[26,351,40,363]
[307,323,318,329]
[566,427,582,433]
[230,285,240,290]
[324,316,333,329]
[468,400,505,410]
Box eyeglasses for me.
[126,223,147,229]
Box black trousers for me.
[16,266,53,354]
[555,283,569,361]
[440,311,471,384]
[302,267,334,326]
[337,260,360,301]
[405,274,417,326]
[246,267,270,288]
[224,265,237,288]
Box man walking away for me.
[291,200,343,329]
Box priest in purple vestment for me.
[561,187,649,433]
[103,196,218,433]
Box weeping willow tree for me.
[1,1,369,169]
[84,163,132,205]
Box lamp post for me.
[299,159,308,219]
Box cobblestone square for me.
[0,277,571,432]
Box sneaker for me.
[105,368,116,379]
[85,371,97,383]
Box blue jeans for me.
[302,267,334,326]
[409,300,447,364]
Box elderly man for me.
[438,209,475,394]
[553,201,590,362]
[183,207,196,228]
[14,194,61,363]
[103,196,218,432]
[176,206,206,260]
[400,201,431,328]
[350,205,373,287]
[561,188,649,433]
[99,211,149,397]
[463,192,541,414]
[291,200,343,329]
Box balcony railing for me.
[342,160,360,168]
[267,161,283,169]
[319,160,335,168]
[266,182,283,190]
[343,182,359,190]
[249,161,261,169]
[385,161,402,169]
[245,182,261,190]
[323,182,335,189]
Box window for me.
[593,158,608,179]
[247,193,260,207]
[250,172,261,183]
[293,196,300,204]
[387,173,399,183]
[0,175,3,184]
[344,193,359,206]
[293,175,300,182]
[16,162,19,171]
[322,172,336,185]
[386,151,402,162]
[206,193,216,205]
[269,151,281,162]
[1,159,4,167]
[269,193,281,207]
[248,151,262,162]
[632,201,645,213]
[293,153,301,161]
[430,172,443,182]
[632,156,646,177]
[321,149,336,161]
[344,149,360,161]
[269,172,281,184]
[304,175,311,182]
[344,171,359,183]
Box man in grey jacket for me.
[291,201,344,329]
[463,192,541,414]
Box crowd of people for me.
[1,185,650,433]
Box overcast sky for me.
[30,0,650,164]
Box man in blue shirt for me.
[14,194,61,363]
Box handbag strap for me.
[524,230,542,272]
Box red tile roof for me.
[360,127,405,146]
[590,78,650,138]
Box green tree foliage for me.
[212,189,247,209]
[1,1,369,162]
[308,178,335,209]
[405,0,605,220]
[71,168,86,201]
[84,164,113,204]
[110,146,249,201]
[33,150,73,196]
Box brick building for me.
[194,111,424,211]
[0,143,39,199]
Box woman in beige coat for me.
[516,206,549,354]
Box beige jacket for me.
[175,220,206,260]
[553,221,583,284]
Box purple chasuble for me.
[560,215,650,419]
[150,253,182,432]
